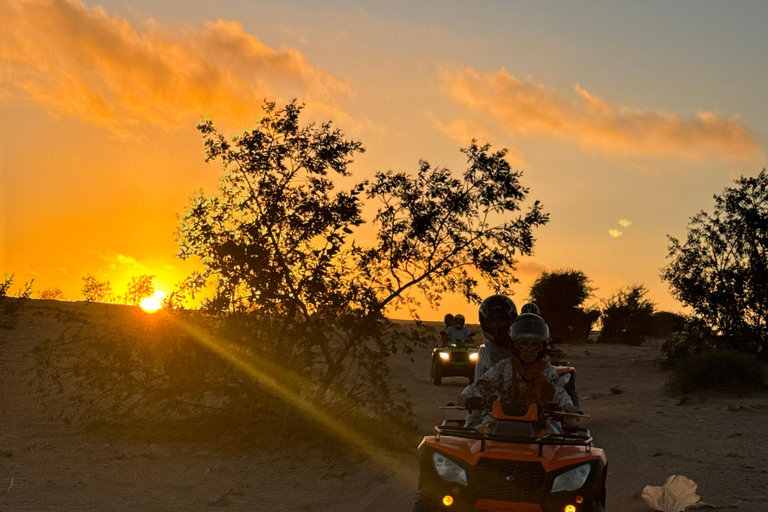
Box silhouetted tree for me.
[123,275,155,306]
[528,269,599,343]
[81,274,112,303]
[599,284,655,345]
[662,170,768,359]
[177,100,548,412]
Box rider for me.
[460,312,579,429]
[474,295,519,382]
[520,302,541,315]
[440,314,455,345]
[444,314,472,342]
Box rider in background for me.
[444,314,472,342]
[439,313,455,345]
[460,313,579,429]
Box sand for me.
[1,300,767,511]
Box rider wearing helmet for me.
[460,313,579,428]
[445,313,471,342]
[520,302,541,315]
[440,314,456,345]
[474,295,518,381]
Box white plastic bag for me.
[641,475,701,512]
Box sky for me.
[2,0,767,320]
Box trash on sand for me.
[641,475,702,512]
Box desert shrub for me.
[123,274,154,306]
[647,311,686,338]
[599,284,655,345]
[0,274,33,329]
[81,274,112,302]
[39,287,65,300]
[667,350,768,394]
[32,307,418,447]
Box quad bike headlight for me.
[439,352,450,361]
[469,352,478,361]
[551,463,591,493]
[432,453,468,486]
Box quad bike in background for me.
[431,333,478,386]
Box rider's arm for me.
[544,364,574,410]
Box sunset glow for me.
[2,0,767,317]
[140,291,167,313]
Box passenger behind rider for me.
[444,314,472,343]
[439,314,455,345]
[460,312,580,431]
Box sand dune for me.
[1,300,767,511]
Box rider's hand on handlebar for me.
[464,397,486,411]
[563,404,581,427]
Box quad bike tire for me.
[413,490,440,512]
[431,360,442,386]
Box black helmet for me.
[509,313,549,360]
[479,295,518,346]
[444,313,455,325]
[520,302,540,316]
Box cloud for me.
[0,0,350,135]
[618,219,632,227]
[442,67,761,161]
[427,113,526,166]
[515,256,550,277]
[609,229,623,238]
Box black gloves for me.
[464,397,486,411]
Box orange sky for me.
[2,0,767,319]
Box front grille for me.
[472,459,546,502]
[451,352,469,363]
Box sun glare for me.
[140,290,167,313]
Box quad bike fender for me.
[421,436,606,473]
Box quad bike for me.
[431,333,478,386]
[414,369,604,512]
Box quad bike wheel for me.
[431,360,442,386]
[413,490,440,512]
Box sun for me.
[140,290,167,313]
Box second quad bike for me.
[431,336,478,386]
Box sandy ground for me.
[2,300,768,511]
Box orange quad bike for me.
[414,368,606,512]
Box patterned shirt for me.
[461,358,573,427]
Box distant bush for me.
[667,350,768,394]
[0,274,33,329]
[39,287,65,300]
[599,284,654,345]
[81,274,112,303]
[647,311,686,338]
